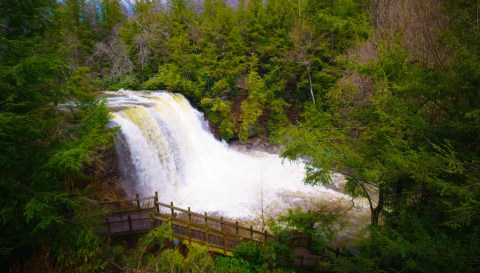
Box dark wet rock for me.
[230,136,283,155]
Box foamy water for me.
[105,90,367,223]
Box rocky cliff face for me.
[84,140,127,201]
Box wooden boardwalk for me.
[100,193,319,265]
[101,193,269,256]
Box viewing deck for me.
[100,193,319,266]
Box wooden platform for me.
[100,193,320,264]
[101,194,269,256]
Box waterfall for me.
[105,90,354,218]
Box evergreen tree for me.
[281,0,480,271]
[0,0,112,270]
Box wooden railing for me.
[101,193,271,255]
[155,200,270,241]
[100,193,328,265]
[100,193,156,213]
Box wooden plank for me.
[104,207,154,214]
[107,218,150,229]
[99,196,155,204]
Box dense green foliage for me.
[280,0,480,271]
[88,0,369,141]
[107,224,294,273]
[2,0,480,272]
[0,0,114,271]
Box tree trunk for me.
[371,207,381,226]
[306,66,316,105]
[370,187,385,226]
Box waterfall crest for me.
[106,90,351,218]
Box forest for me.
[0,0,479,272]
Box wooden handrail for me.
[99,196,156,204]
[152,214,256,241]
[155,201,269,237]
[102,193,271,246]
[102,217,150,225]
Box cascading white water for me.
[105,90,362,220]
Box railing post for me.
[204,212,209,245]
[223,235,227,254]
[220,216,226,254]
[128,216,132,234]
[187,207,192,244]
[235,221,239,235]
[250,226,253,240]
[149,213,154,230]
[168,202,174,229]
[136,193,140,209]
[106,218,111,240]
[154,192,159,213]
